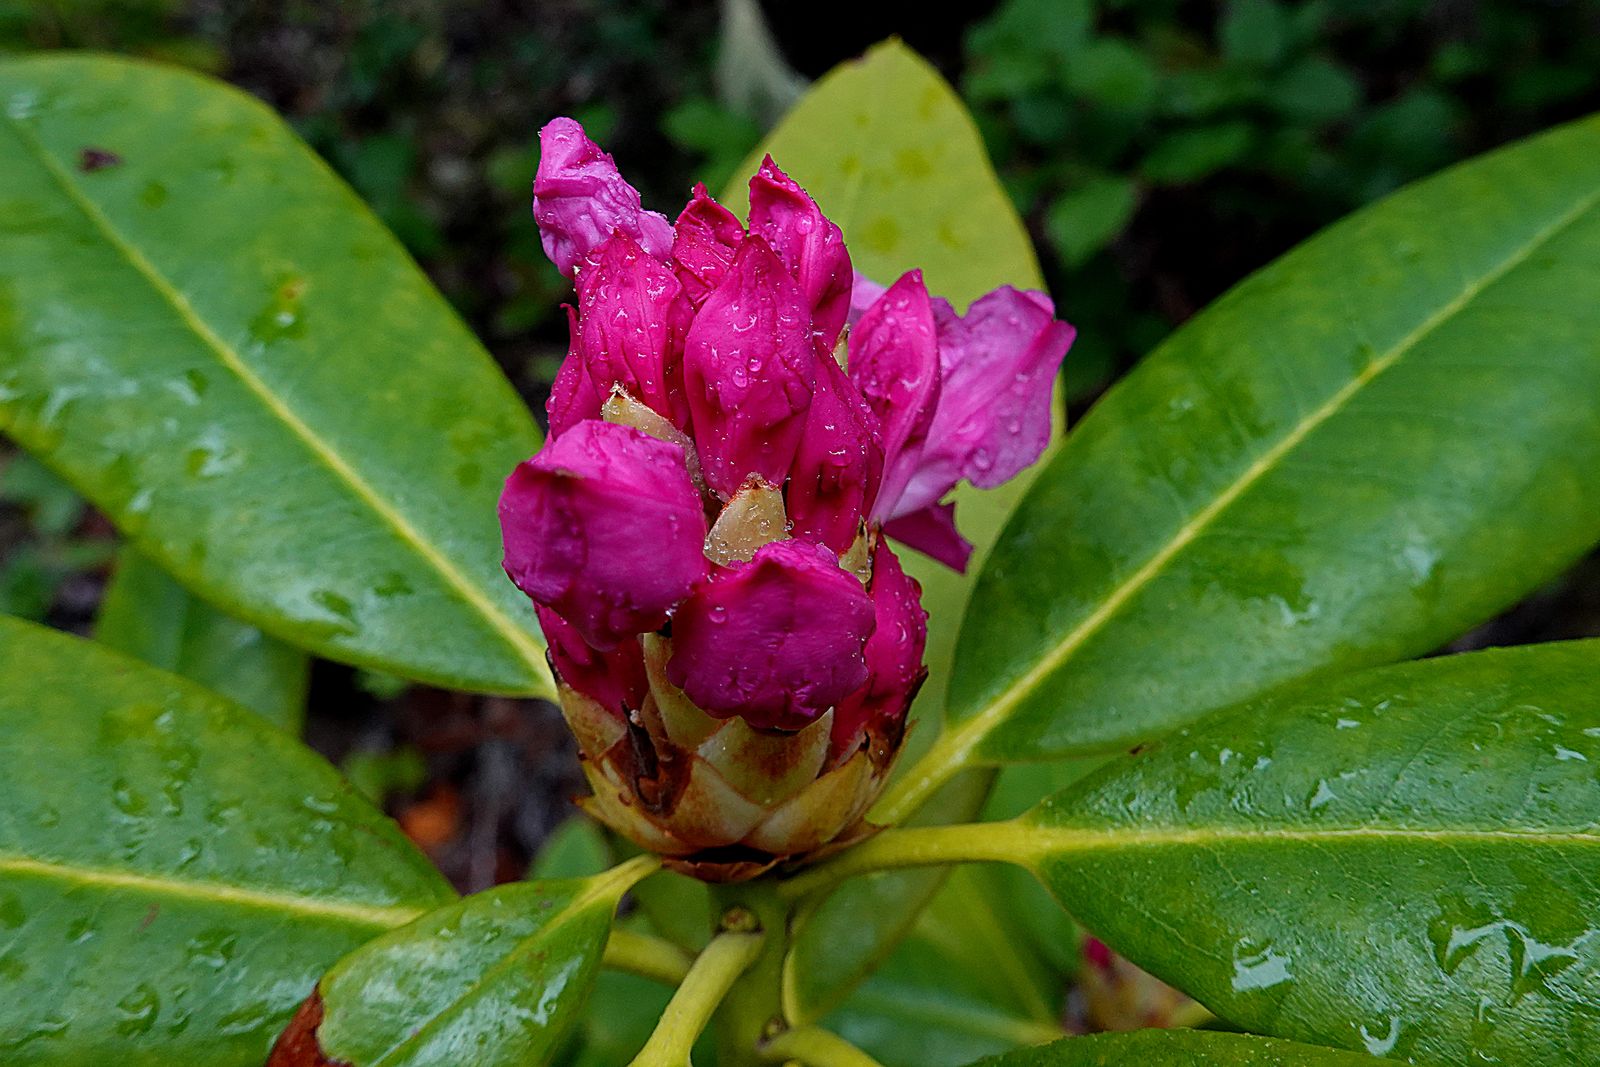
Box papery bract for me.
[682,237,818,498]
[667,539,875,731]
[500,419,706,649]
[533,118,674,277]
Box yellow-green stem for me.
[709,879,794,1067]
[779,821,1037,901]
[629,924,766,1067]
[759,1025,887,1066]
[604,927,695,986]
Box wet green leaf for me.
[96,546,309,733]
[0,55,551,695]
[947,112,1600,764]
[0,615,454,1065]
[314,862,651,1067]
[823,866,1066,1067]
[1021,641,1600,1062]
[722,38,1043,310]
[970,1029,1378,1065]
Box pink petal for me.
[500,420,707,649]
[848,271,887,327]
[575,234,692,426]
[847,271,942,518]
[672,183,746,308]
[787,354,884,555]
[533,117,675,278]
[667,539,876,730]
[832,539,928,752]
[748,157,853,350]
[882,501,973,574]
[546,306,603,439]
[894,288,1075,514]
[682,236,818,498]
[536,604,647,715]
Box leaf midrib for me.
[1017,822,1600,861]
[0,111,548,687]
[0,853,432,928]
[946,177,1600,762]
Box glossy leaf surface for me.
[823,866,1065,1067]
[1023,641,1600,1062]
[787,769,994,1023]
[315,863,648,1067]
[0,55,550,694]
[948,113,1600,761]
[0,616,454,1065]
[971,1030,1380,1066]
[96,546,310,732]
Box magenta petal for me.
[547,306,603,439]
[500,420,707,649]
[788,355,884,554]
[533,117,675,278]
[667,540,875,729]
[576,234,692,425]
[848,271,887,328]
[672,183,746,308]
[833,539,927,750]
[848,271,942,517]
[536,605,647,715]
[748,157,853,350]
[682,236,818,497]
[893,289,1075,517]
[882,501,973,574]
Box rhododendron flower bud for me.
[503,118,1073,878]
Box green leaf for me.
[0,615,454,1066]
[1219,0,1290,69]
[0,55,551,695]
[1020,641,1600,1062]
[96,546,310,733]
[970,1029,1380,1065]
[1140,122,1254,184]
[1046,175,1139,268]
[314,861,652,1067]
[823,866,1066,1067]
[787,769,995,1024]
[721,38,1043,310]
[945,112,1600,764]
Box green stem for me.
[604,927,695,986]
[868,717,990,826]
[778,821,1036,901]
[758,1025,886,1067]
[709,878,794,1067]
[628,925,766,1067]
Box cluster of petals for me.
[503,117,1074,744]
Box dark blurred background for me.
[4,0,1600,888]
